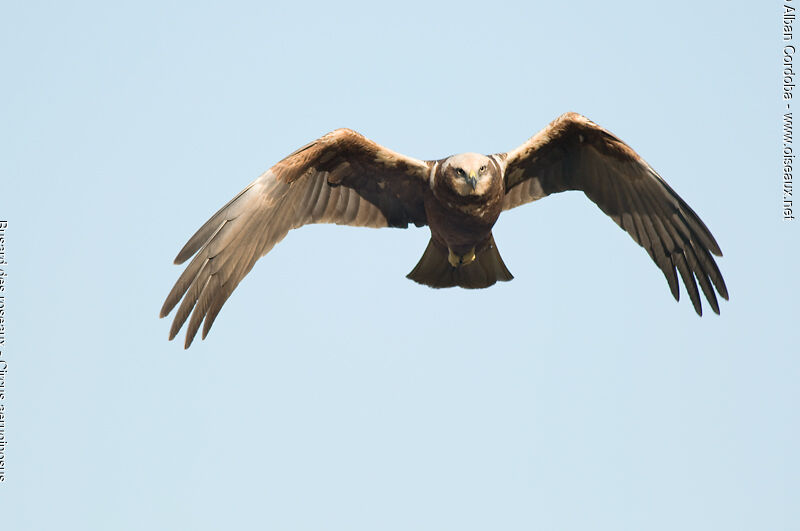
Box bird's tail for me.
[406,234,513,289]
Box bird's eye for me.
[456,168,465,176]
[479,165,487,174]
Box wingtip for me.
[705,242,723,257]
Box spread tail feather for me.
[406,235,513,289]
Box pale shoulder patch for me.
[429,161,439,189]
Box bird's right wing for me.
[160,129,432,347]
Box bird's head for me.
[442,153,495,196]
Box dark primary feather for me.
[500,112,727,315]
[160,129,431,347]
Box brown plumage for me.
[161,112,728,347]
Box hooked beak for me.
[467,170,477,190]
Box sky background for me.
[1,1,795,530]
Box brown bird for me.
[161,112,728,347]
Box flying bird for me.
[161,112,728,347]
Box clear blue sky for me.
[1,1,794,530]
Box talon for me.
[448,248,460,267]
[447,247,477,267]
[463,247,476,265]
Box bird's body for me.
[427,154,504,257]
[161,112,729,347]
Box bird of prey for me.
[161,112,728,347]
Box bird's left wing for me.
[161,129,431,347]
[498,112,727,315]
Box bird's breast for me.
[424,187,503,252]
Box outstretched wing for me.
[161,129,431,347]
[499,112,727,315]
